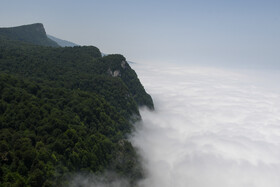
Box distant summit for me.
[0,23,59,47]
[47,34,78,47]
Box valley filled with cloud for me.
[131,64,280,187]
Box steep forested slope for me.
[0,24,153,186]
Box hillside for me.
[0,23,59,47]
[0,24,153,186]
[47,34,78,47]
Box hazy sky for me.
[1,0,279,67]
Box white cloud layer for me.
[68,172,130,187]
[131,64,280,187]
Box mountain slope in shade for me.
[0,23,59,47]
[47,34,78,47]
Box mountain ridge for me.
[0,23,153,186]
[0,23,59,47]
[47,34,78,47]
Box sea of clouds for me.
[130,64,280,187]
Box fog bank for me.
[131,64,280,187]
[68,172,130,187]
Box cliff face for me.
[0,23,153,186]
[101,54,154,110]
[0,23,59,47]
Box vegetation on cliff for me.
[0,24,153,186]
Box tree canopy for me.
[0,24,153,186]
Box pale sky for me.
[1,0,280,68]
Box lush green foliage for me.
[0,25,153,186]
[0,74,142,186]
[0,38,154,115]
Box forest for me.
[0,24,153,186]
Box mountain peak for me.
[0,23,59,47]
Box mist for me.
[131,64,280,187]
[68,172,130,187]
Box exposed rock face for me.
[121,60,126,69]
[113,70,120,77]
[103,54,154,109]
[107,61,126,77]
[108,68,121,77]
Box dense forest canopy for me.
[0,23,153,186]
